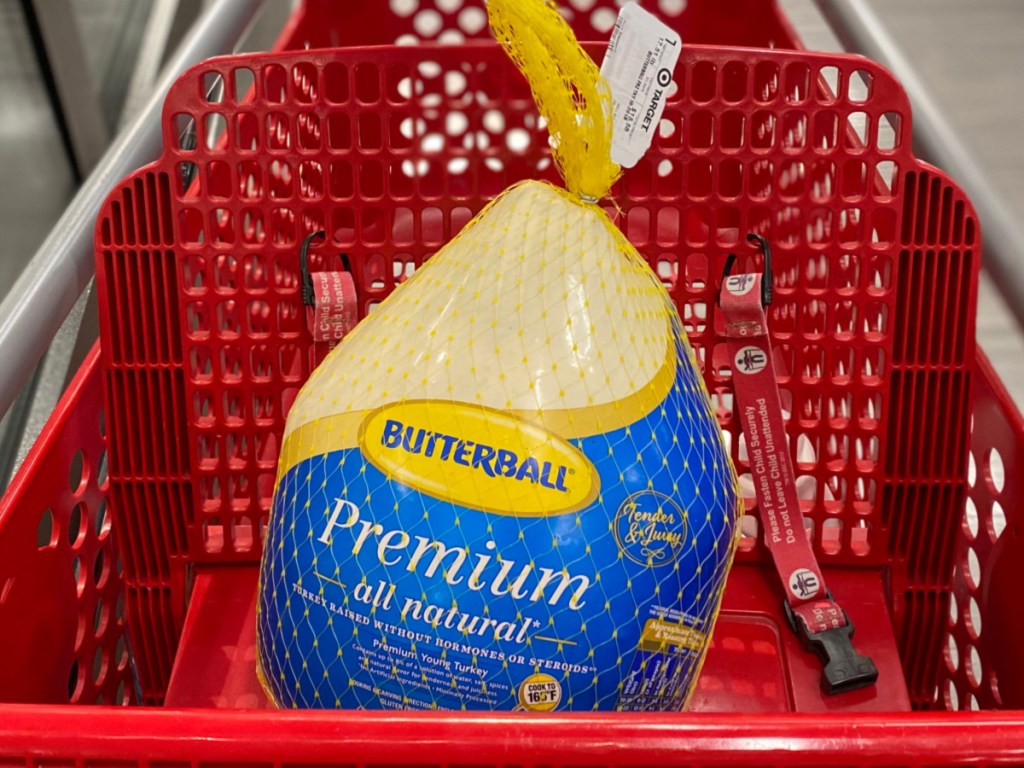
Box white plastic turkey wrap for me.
[257,0,740,712]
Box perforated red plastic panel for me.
[271,0,801,52]
[0,347,135,707]
[942,350,1022,712]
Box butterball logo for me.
[613,491,688,567]
[359,401,600,517]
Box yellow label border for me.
[277,345,676,481]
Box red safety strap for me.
[718,235,877,694]
[300,231,359,359]
[307,270,358,350]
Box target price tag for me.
[600,3,681,168]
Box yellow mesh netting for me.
[488,0,620,202]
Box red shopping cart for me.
[0,0,1015,764]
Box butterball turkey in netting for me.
[257,0,740,712]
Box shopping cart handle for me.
[785,600,879,695]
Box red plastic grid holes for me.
[0,348,134,706]
[941,352,1021,711]
[274,0,799,51]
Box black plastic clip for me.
[720,233,773,307]
[299,230,353,308]
[784,595,879,695]
[299,230,325,308]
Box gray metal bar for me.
[1,285,93,489]
[118,0,194,132]
[0,0,265,422]
[0,367,43,491]
[814,0,1024,328]
[30,0,110,174]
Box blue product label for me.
[258,349,738,711]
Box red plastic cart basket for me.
[0,0,1016,763]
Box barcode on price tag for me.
[600,3,682,168]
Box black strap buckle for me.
[784,596,879,695]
